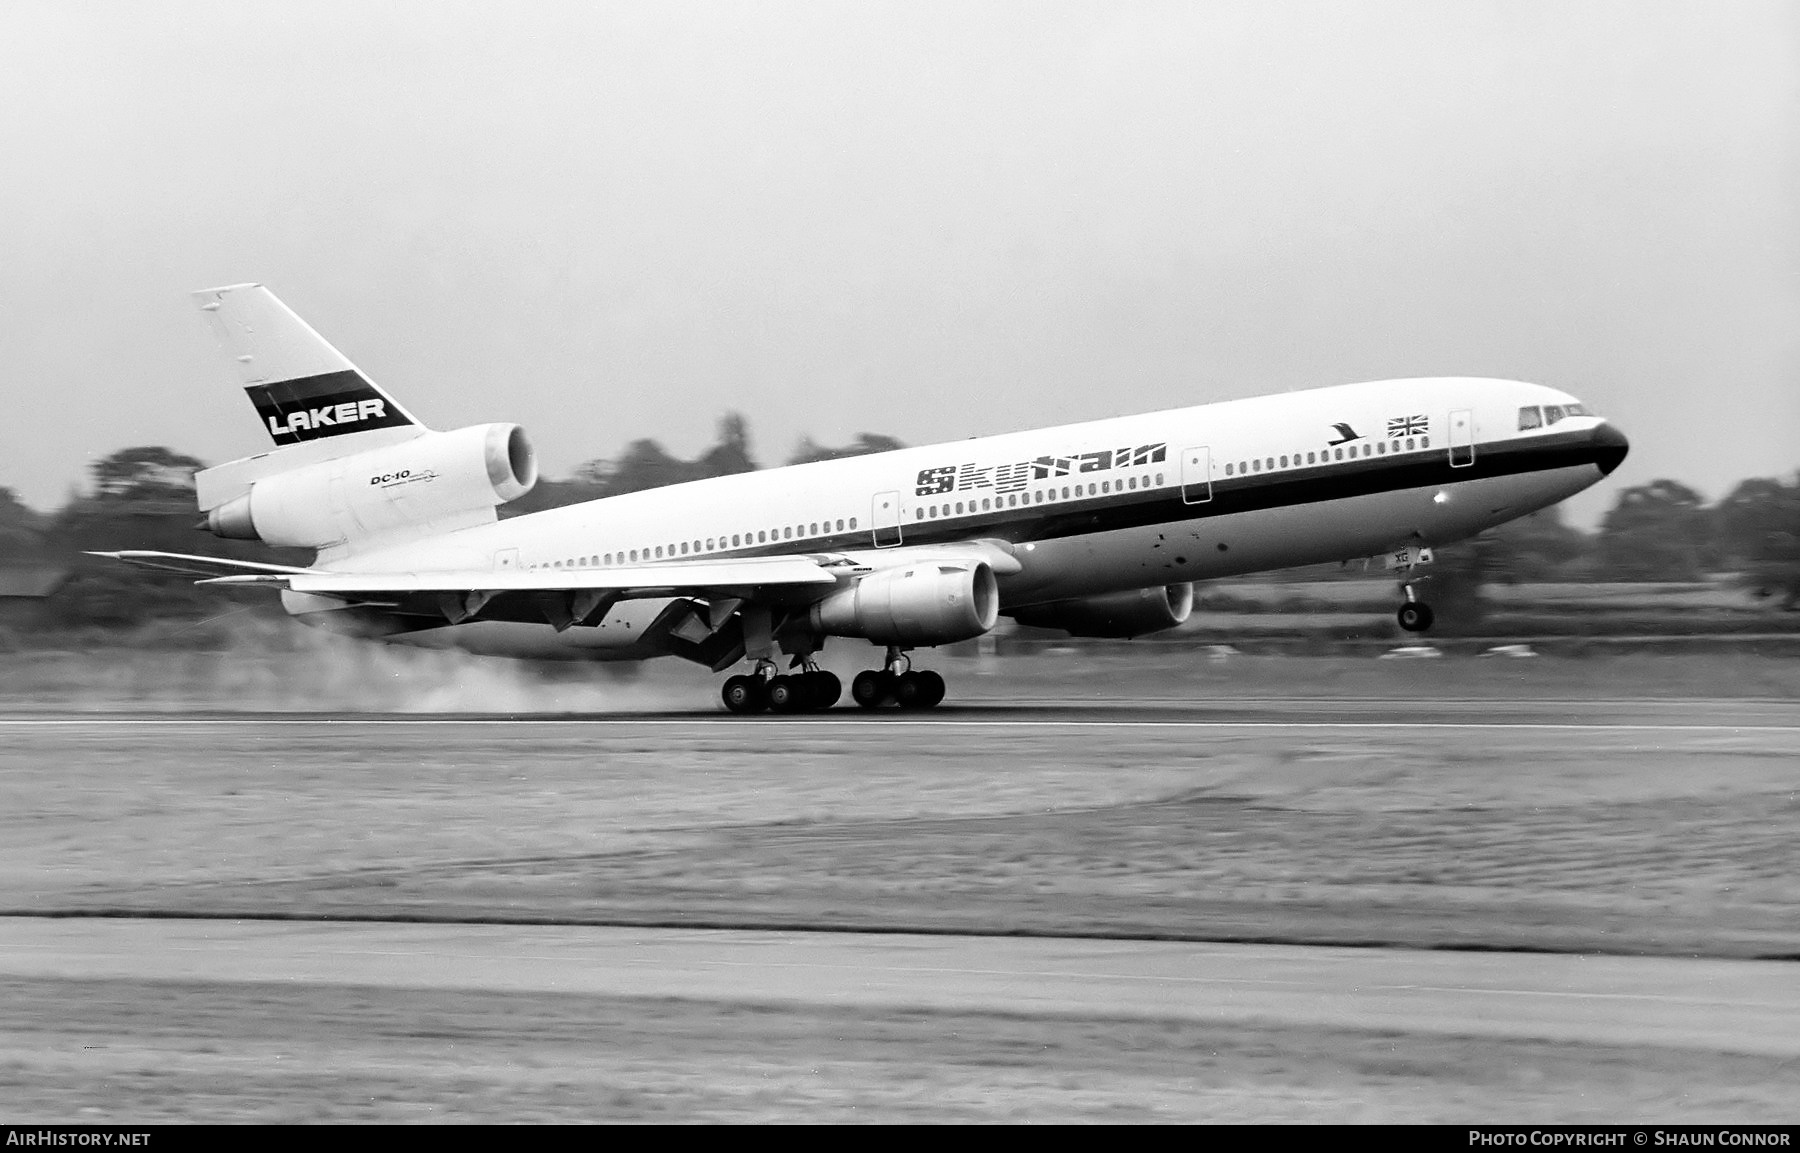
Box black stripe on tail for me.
[247,370,417,445]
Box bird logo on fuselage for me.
[1327,422,1362,446]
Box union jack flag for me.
[1387,414,1428,437]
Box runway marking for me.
[2,718,1796,733]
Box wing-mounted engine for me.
[204,423,537,550]
[1007,583,1193,638]
[808,560,999,646]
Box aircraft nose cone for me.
[1591,422,1629,476]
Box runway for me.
[4,693,1796,728]
[4,689,1797,1119]
[5,917,1798,1057]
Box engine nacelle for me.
[808,561,999,646]
[206,423,537,548]
[1007,583,1193,638]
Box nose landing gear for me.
[1397,582,1434,633]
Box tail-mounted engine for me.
[808,561,999,646]
[204,423,537,548]
[1007,583,1194,638]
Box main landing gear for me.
[721,660,842,715]
[720,649,949,714]
[1396,582,1435,633]
[850,649,946,710]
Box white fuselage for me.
[302,376,1623,660]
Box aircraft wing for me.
[92,549,843,600]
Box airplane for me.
[96,283,1629,713]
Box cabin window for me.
[1100,481,1109,494]
[757,531,766,543]
[981,498,991,510]
[810,523,818,535]
[1306,452,1315,464]
[849,517,858,529]
[1421,436,1430,448]
[1033,491,1043,503]
[1279,455,1287,468]
[1376,442,1385,455]
[783,526,793,539]
[651,546,661,558]
[836,519,845,531]
[1406,438,1415,451]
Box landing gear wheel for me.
[852,670,894,709]
[1397,602,1435,633]
[721,675,767,714]
[893,670,944,709]
[766,675,806,713]
[806,671,842,710]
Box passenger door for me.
[1449,410,1475,468]
[871,491,903,547]
[1181,445,1213,504]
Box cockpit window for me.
[1543,404,1565,425]
[1565,403,1589,416]
[1518,406,1542,430]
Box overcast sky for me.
[1,0,1794,528]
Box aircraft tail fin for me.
[192,284,426,447]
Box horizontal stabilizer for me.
[86,550,317,578]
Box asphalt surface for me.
[3,918,1797,1057]
[5,694,1795,1067]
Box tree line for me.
[1,414,1796,636]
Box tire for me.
[851,670,892,709]
[916,670,946,708]
[1397,602,1435,633]
[808,671,842,710]
[721,675,766,714]
[766,675,804,713]
[894,671,926,709]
